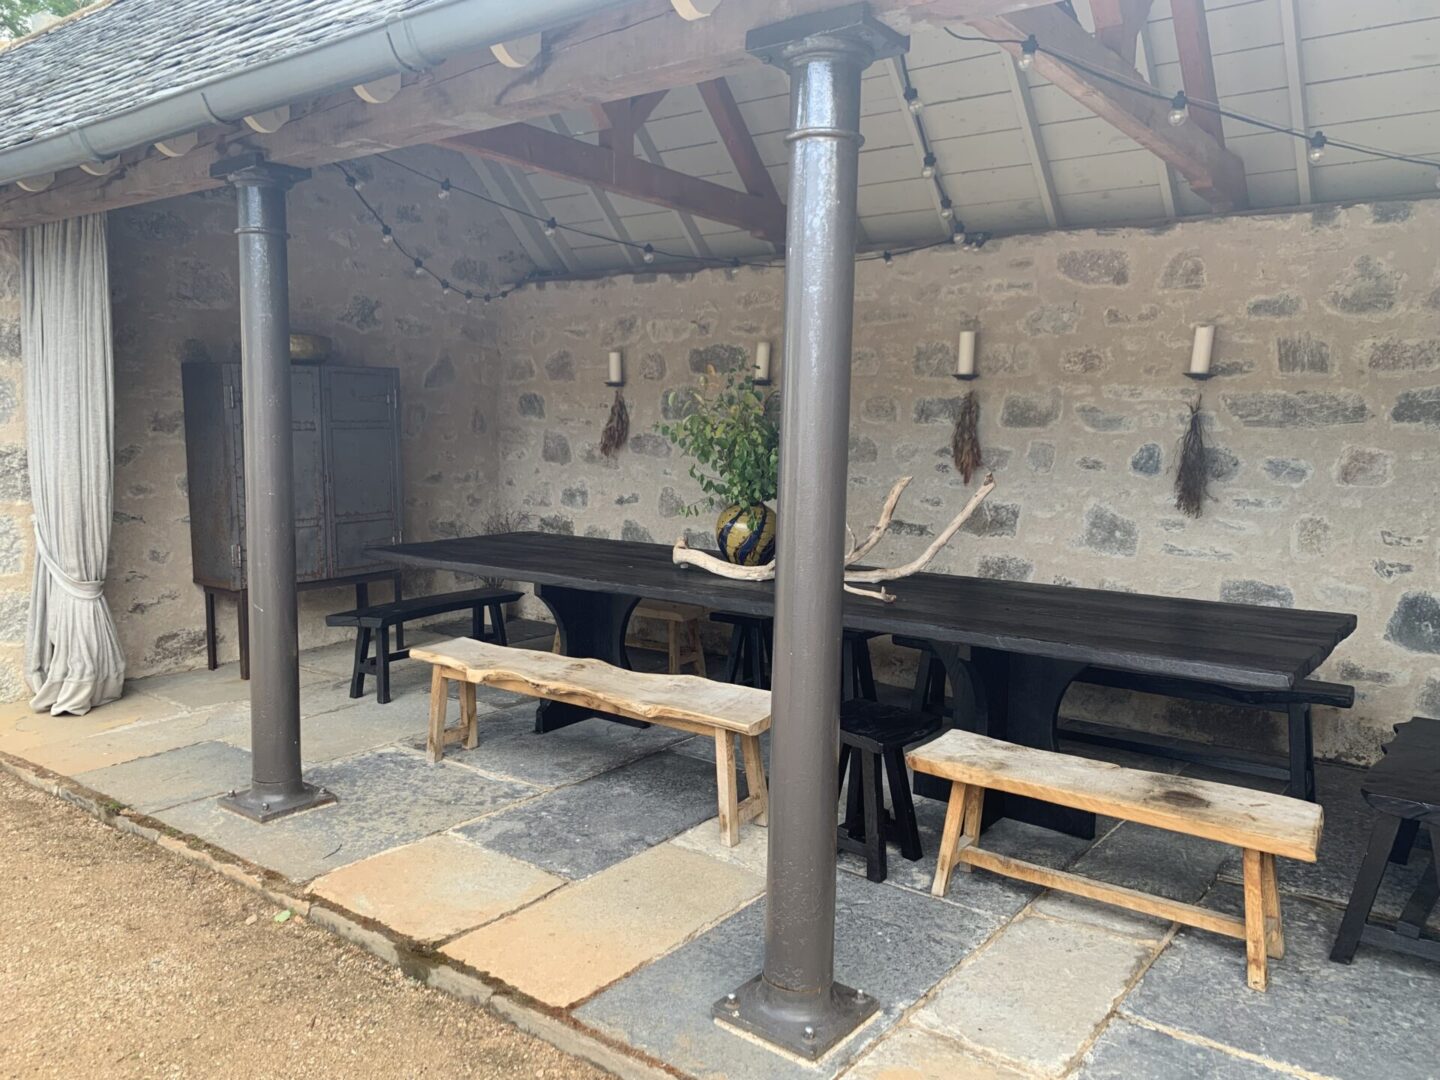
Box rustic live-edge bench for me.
[410,637,770,846]
[326,587,523,704]
[908,729,1324,990]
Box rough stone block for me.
[1261,457,1311,486]
[1247,293,1301,317]
[1076,404,1134,433]
[1130,443,1162,476]
[977,554,1033,581]
[1391,386,1440,427]
[1219,579,1294,608]
[1335,445,1392,486]
[1058,248,1130,286]
[1367,337,1440,374]
[1077,505,1139,557]
[1277,333,1330,374]
[1386,591,1440,654]
[517,392,544,418]
[1223,391,1369,428]
[541,431,571,465]
[1328,254,1400,314]
[1001,391,1062,429]
[1160,250,1206,290]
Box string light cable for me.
[942,26,1440,182]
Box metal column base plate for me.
[713,975,879,1061]
[219,782,336,823]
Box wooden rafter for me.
[438,120,786,242]
[1089,0,1153,65]
[548,114,646,267]
[1168,0,1226,146]
[697,78,782,208]
[0,0,1057,229]
[970,4,1248,210]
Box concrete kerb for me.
[0,747,687,1080]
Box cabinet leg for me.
[204,590,218,671]
[238,589,250,681]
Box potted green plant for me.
[656,370,779,565]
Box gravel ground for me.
[0,769,608,1079]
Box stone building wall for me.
[489,200,1440,763]
[0,231,33,702]
[105,149,527,676]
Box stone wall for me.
[105,149,527,676]
[0,231,32,702]
[489,200,1440,764]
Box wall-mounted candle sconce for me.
[952,329,978,380]
[754,341,773,386]
[1186,324,1216,380]
[606,349,624,387]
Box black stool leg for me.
[490,602,509,646]
[861,750,886,882]
[908,652,930,714]
[883,746,923,861]
[1332,815,1403,963]
[1391,820,1420,864]
[349,626,371,699]
[376,624,392,705]
[841,638,856,701]
[723,624,745,684]
[844,750,865,840]
[855,641,877,702]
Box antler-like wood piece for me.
[844,476,912,565]
[672,537,776,579]
[844,473,997,584]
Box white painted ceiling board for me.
[1049,150,1165,196]
[946,162,1042,206]
[1243,168,1302,208]
[1226,129,1306,174]
[1306,67,1440,125]
[1146,0,1285,65]
[930,128,1037,173]
[1302,20,1440,83]
[1301,3,1438,40]
[1058,186,1168,226]
[1154,44,1289,98]
[1035,116,1142,162]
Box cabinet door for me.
[323,367,401,576]
[227,364,329,583]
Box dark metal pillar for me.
[212,153,335,823]
[714,6,906,1062]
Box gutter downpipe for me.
[0,0,647,186]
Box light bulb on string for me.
[437,179,452,200]
[882,250,894,266]
[543,217,557,236]
[642,243,656,264]
[345,173,364,192]
[380,225,393,245]
[1167,91,1189,127]
[465,291,474,304]
[939,197,954,220]
[440,279,451,295]
[1307,131,1327,163]
[412,257,425,277]
[1434,169,1440,191]
[1017,35,1038,71]
[903,86,922,115]
[921,152,937,180]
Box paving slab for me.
[1122,885,1440,1080]
[1076,1019,1294,1079]
[1212,762,1433,923]
[1066,820,1231,903]
[424,703,690,788]
[844,1025,1036,1080]
[456,750,724,879]
[577,870,1009,1080]
[670,819,769,878]
[1028,892,1171,943]
[75,741,253,814]
[910,914,1154,1076]
[157,746,537,882]
[16,702,249,775]
[310,833,563,943]
[443,843,763,1008]
[0,690,187,762]
[126,662,329,710]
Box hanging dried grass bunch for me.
[600,388,630,457]
[1174,397,1208,518]
[950,390,983,484]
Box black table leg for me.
[912,642,989,802]
[534,584,640,733]
[969,649,1094,839]
[391,572,405,650]
[1332,815,1403,963]
[204,589,218,671]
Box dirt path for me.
[0,769,607,1079]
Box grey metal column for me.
[714,6,905,1062]
[212,152,335,823]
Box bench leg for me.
[1261,851,1284,959]
[933,781,968,897]
[461,682,478,751]
[740,733,768,827]
[689,620,708,678]
[427,667,449,765]
[376,624,392,705]
[1242,848,1269,990]
[715,730,740,847]
[349,627,372,699]
[667,622,682,676]
[1332,815,1402,964]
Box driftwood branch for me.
[844,476,912,565]
[844,473,996,584]
[672,537,775,579]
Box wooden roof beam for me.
[438,121,786,242]
[969,4,1248,211]
[1088,0,1153,66]
[1168,0,1226,147]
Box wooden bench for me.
[908,729,1323,990]
[1066,668,1354,802]
[410,637,770,846]
[326,587,522,704]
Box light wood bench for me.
[908,729,1324,990]
[410,637,769,846]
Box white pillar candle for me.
[956,330,977,378]
[755,340,772,382]
[1189,325,1215,377]
[607,349,623,384]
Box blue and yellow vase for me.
[717,503,777,566]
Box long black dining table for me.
[371,532,1356,837]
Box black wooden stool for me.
[1331,717,1440,965]
[837,699,944,882]
[712,615,879,700]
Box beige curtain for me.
[22,213,125,715]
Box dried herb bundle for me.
[950,390,983,484]
[1174,397,1208,518]
[600,388,630,458]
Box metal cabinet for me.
[181,362,403,675]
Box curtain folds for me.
[22,213,125,715]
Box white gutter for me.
[0,0,647,186]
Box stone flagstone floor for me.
[1,618,1437,1079]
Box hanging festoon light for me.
[939,196,955,220]
[1017,34,1038,71]
[437,178,452,200]
[1168,91,1189,127]
[380,225,393,245]
[412,257,425,277]
[903,85,923,114]
[1307,131,1328,163]
[921,152,937,180]
[543,217,557,236]
[441,280,451,295]
[882,250,895,266]
[642,243,656,264]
